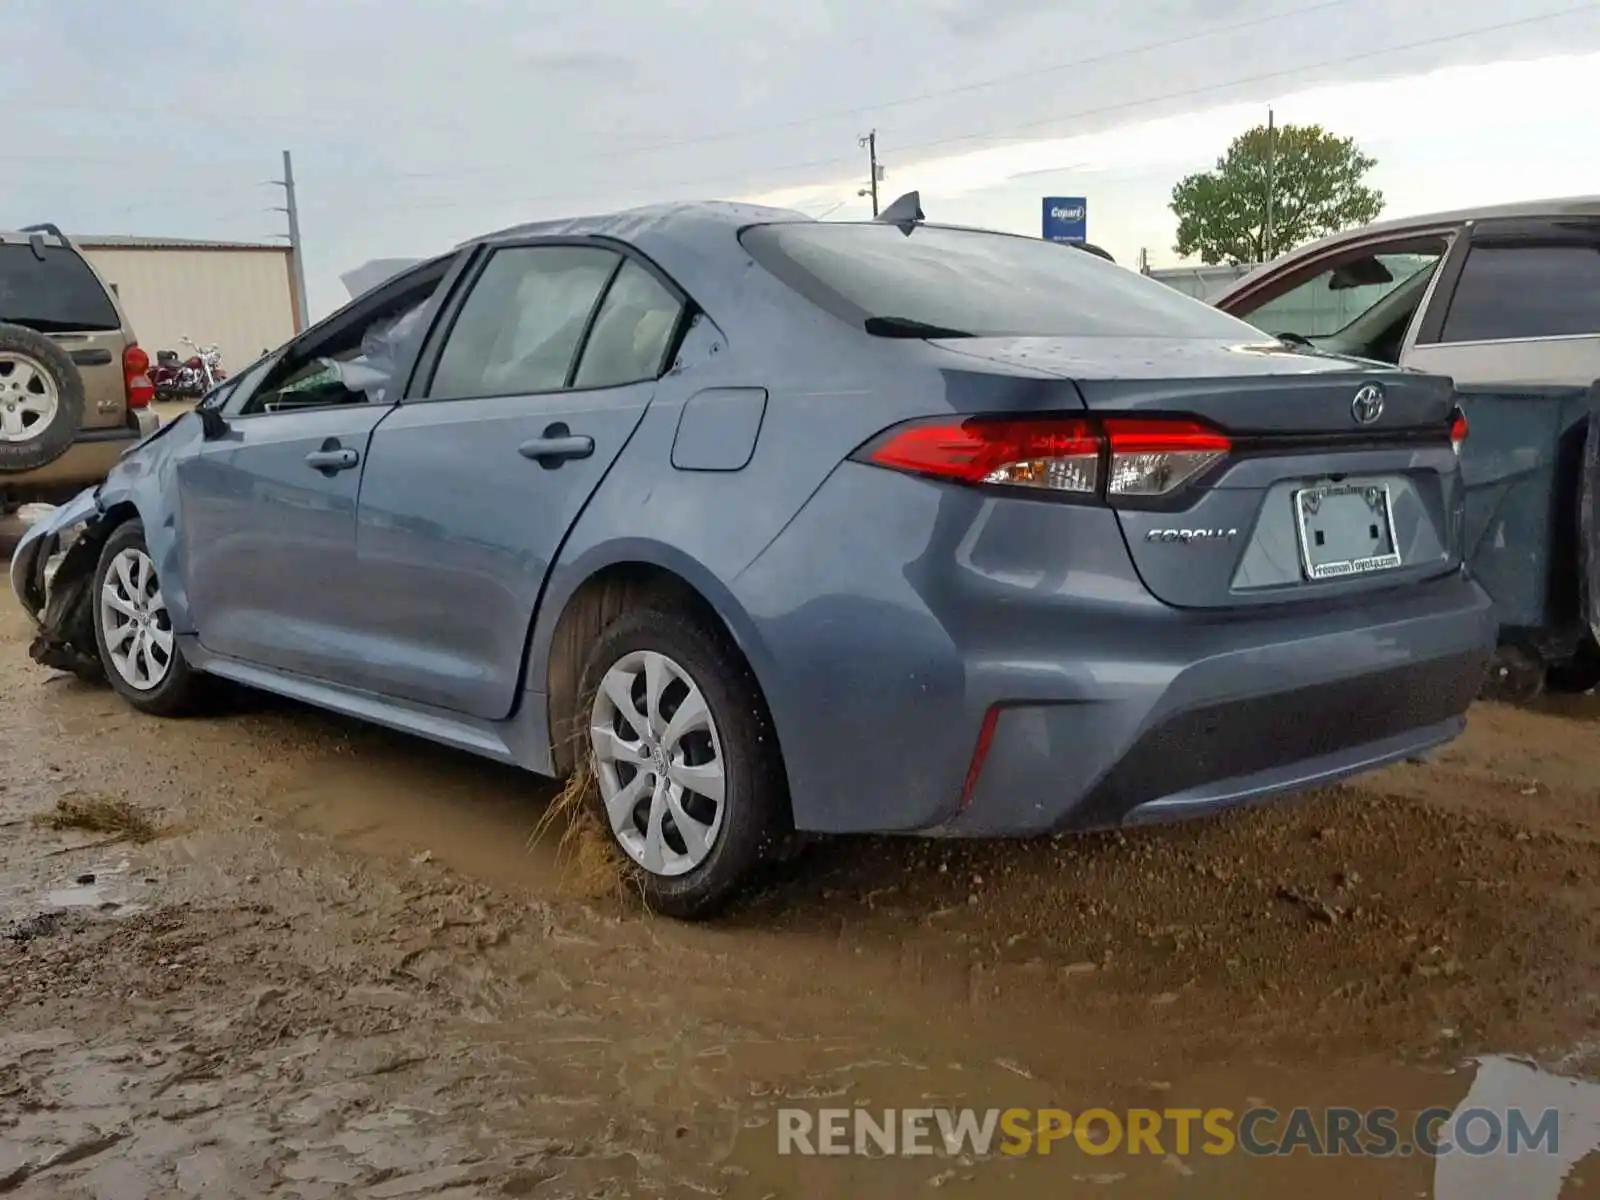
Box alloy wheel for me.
[589,649,727,877]
[99,547,174,691]
[0,352,60,443]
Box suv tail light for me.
[122,344,154,410]
[859,415,1231,502]
[1449,408,1468,455]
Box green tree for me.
[1170,123,1384,265]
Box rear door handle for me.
[305,447,359,472]
[519,427,594,467]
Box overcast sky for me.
[7,0,1600,321]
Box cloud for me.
[742,49,1600,255]
[5,0,1598,316]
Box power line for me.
[15,1,1595,235]
[1,0,1359,175]
[878,0,1600,160]
[388,0,1365,174]
[9,0,1592,207]
[298,1,1600,218]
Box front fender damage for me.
[14,496,119,679]
[14,410,190,677]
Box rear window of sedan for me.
[740,222,1262,340]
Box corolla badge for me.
[1144,528,1239,544]
[1351,383,1385,425]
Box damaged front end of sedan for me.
[9,487,120,680]
[11,378,196,679]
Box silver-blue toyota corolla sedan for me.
[9,199,1496,917]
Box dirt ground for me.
[2,516,1598,1197]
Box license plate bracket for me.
[1293,482,1402,580]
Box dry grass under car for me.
[530,760,636,905]
[35,793,160,844]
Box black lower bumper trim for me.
[1071,650,1488,828]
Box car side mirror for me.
[198,405,229,440]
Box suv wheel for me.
[578,605,791,919]
[0,322,86,473]
[92,519,203,715]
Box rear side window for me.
[429,246,618,400]
[1438,243,1600,342]
[740,222,1260,340]
[572,259,683,389]
[0,244,120,332]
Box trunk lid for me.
[930,336,1464,610]
[930,335,1455,433]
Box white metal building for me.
[1146,262,1260,301]
[76,236,301,375]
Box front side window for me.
[428,246,619,400]
[1235,248,1443,341]
[242,269,449,415]
[1438,241,1600,343]
[741,222,1259,340]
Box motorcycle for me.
[150,336,226,401]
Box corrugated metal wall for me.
[80,246,297,376]
[1146,263,1260,302]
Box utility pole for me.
[1263,107,1276,264]
[270,150,311,332]
[857,130,880,217]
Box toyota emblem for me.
[1351,383,1385,425]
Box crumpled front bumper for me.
[9,487,109,675]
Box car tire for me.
[0,322,86,474]
[1479,644,1546,706]
[91,518,204,716]
[576,604,791,920]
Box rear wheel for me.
[0,322,85,473]
[1480,644,1547,705]
[577,605,790,919]
[91,519,204,715]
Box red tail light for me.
[1449,409,1468,454]
[1103,418,1231,498]
[122,344,154,410]
[861,415,1231,501]
[866,417,1101,494]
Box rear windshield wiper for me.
[863,315,974,339]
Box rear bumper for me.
[939,576,1494,835]
[0,412,155,503]
[733,462,1498,837]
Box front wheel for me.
[577,605,791,919]
[92,519,204,715]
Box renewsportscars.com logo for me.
[777,1105,1562,1159]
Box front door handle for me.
[305,446,359,473]
[519,423,594,468]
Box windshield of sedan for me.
[740,222,1264,340]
